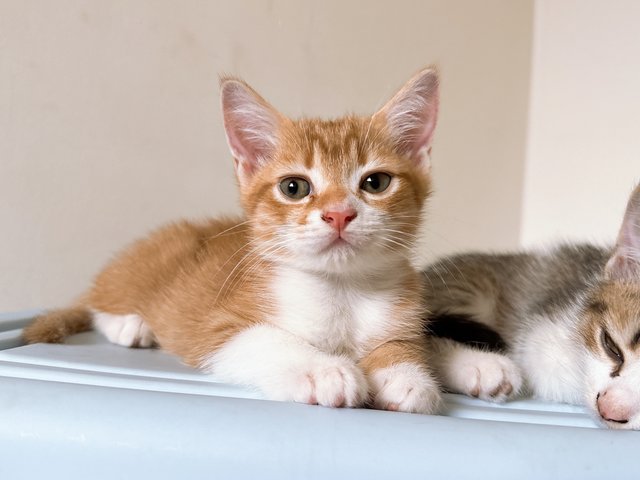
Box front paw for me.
[271,356,369,408]
[370,363,441,414]
[459,353,523,402]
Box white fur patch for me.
[370,362,441,414]
[513,313,584,405]
[93,311,155,348]
[270,265,399,358]
[434,339,522,402]
[205,324,369,407]
[381,68,439,160]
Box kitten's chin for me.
[298,246,361,274]
[286,242,405,277]
[318,236,355,256]
[323,237,350,250]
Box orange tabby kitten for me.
[24,68,441,413]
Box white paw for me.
[371,363,441,414]
[272,356,369,408]
[458,353,522,402]
[93,311,156,348]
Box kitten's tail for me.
[22,307,93,344]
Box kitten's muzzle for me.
[597,389,633,425]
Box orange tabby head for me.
[220,68,439,275]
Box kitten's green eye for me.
[279,177,311,199]
[361,172,392,194]
[602,330,624,364]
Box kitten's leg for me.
[359,340,441,414]
[207,324,369,407]
[429,337,523,402]
[93,311,156,348]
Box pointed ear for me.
[373,67,440,166]
[605,184,640,281]
[220,77,284,185]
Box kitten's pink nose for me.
[321,209,357,232]
[597,390,634,424]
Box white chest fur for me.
[270,266,397,358]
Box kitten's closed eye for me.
[601,329,625,378]
[602,329,624,364]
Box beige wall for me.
[0,1,534,311]
[522,0,640,246]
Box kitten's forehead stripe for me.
[349,138,359,163]
[587,301,608,315]
[297,118,372,162]
[283,118,378,189]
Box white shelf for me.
[0,311,633,479]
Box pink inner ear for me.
[221,80,280,181]
[379,69,440,164]
[408,109,438,160]
[619,187,640,256]
[605,252,640,283]
[225,122,265,178]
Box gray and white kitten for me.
[423,184,640,429]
